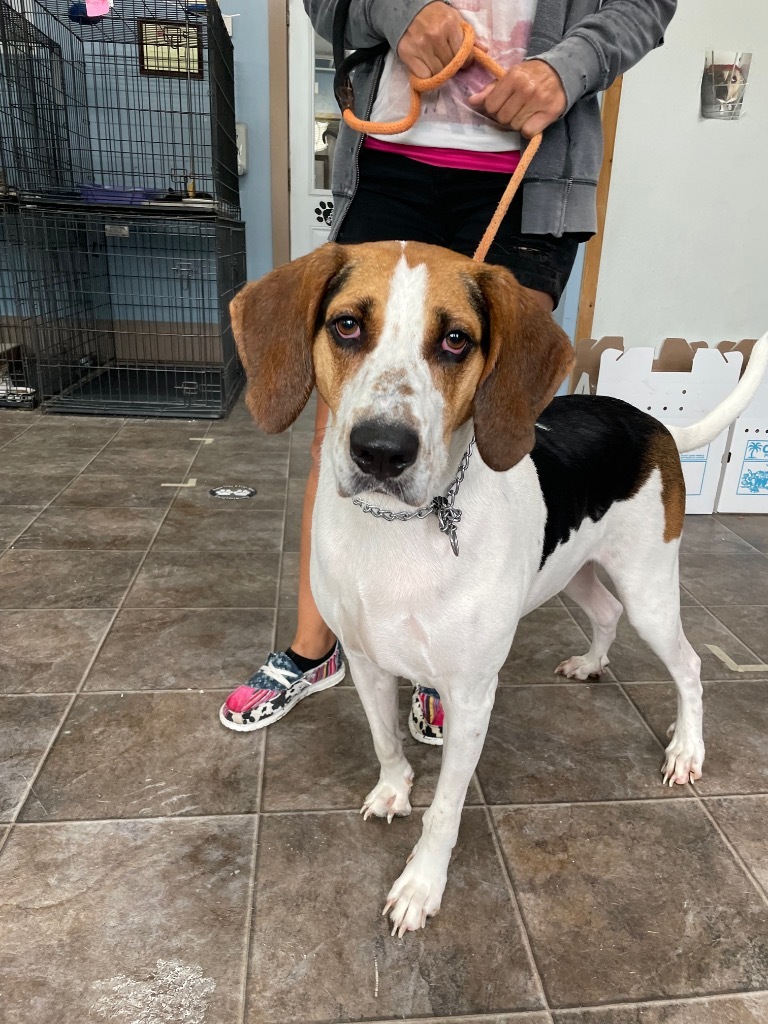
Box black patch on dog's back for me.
[530,395,666,566]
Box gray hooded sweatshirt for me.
[304,0,677,237]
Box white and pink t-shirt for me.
[367,0,538,171]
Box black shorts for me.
[334,145,591,307]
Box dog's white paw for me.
[361,768,414,823]
[555,654,609,680]
[662,721,704,786]
[383,856,446,937]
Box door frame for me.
[268,0,290,267]
[575,76,623,342]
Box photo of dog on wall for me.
[701,51,752,119]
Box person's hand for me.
[467,59,567,137]
[397,1,472,79]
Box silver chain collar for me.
[352,436,476,556]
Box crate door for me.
[288,0,337,258]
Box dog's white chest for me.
[310,456,543,685]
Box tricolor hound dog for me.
[231,241,768,937]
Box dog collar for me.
[352,436,475,557]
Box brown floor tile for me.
[0,549,142,609]
[680,550,768,606]
[626,682,768,795]
[680,514,757,557]
[81,446,195,477]
[569,605,766,682]
[282,478,305,552]
[174,474,288,511]
[191,439,290,480]
[0,426,29,446]
[716,513,768,555]
[478,684,685,804]
[553,994,768,1023]
[275,608,298,651]
[494,801,768,1007]
[288,437,313,479]
[262,687,478,812]
[290,395,319,433]
[126,550,280,608]
[14,424,120,453]
[0,610,113,693]
[0,446,97,475]
[0,695,70,820]
[85,607,273,691]
[153,505,284,552]
[19,691,263,821]
[246,809,543,1023]
[499,608,612,684]
[277,550,299,606]
[13,506,163,550]
[0,472,74,506]
[24,415,122,437]
[107,422,203,450]
[54,473,178,508]
[0,507,40,548]
[705,796,768,892]
[0,817,255,1023]
[0,409,40,423]
[709,605,768,665]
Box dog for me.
[231,240,768,937]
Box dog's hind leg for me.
[347,652,415,822]
[604,549,704,786]
[556,561,623,680]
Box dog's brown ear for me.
[472,264,575,471]
[230,243,348,432]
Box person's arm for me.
[303,0,468,78]
[468,0,677,139]
[533,0,678,110]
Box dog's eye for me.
[330,316,362,345]
[440,330,471,359]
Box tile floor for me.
[1,399,768,1024]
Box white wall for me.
[229,5,275,279]
[592,0,768,348]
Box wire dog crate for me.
[0,205,38,407]
[1,0,238,216]
[0,0,92,201]
[21,207,245,417]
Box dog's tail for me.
[666,331,768,454]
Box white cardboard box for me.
[570,338,744,514]
[716,350,768,512]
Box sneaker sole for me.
[219,664,346,733]
[408,708,444,746]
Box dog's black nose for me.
[350,420,420,480]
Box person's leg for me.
[291,396,335,659]
[221,149,443,732]
[219,396,343,733]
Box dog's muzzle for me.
[349,420,420,482]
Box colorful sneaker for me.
[408,685,444,746]
[219,643,345,732]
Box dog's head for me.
[231,241,573,505]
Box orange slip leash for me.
[339,20,542,263]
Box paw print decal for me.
[315,200,333,225]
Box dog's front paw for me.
[662,721,704,786]
[383,855,446,937]
[361,767,414,823]
[555,653,609,680]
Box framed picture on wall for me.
[137,20,203,79]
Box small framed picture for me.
[701,51,752,120]
[138,20,203,79]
